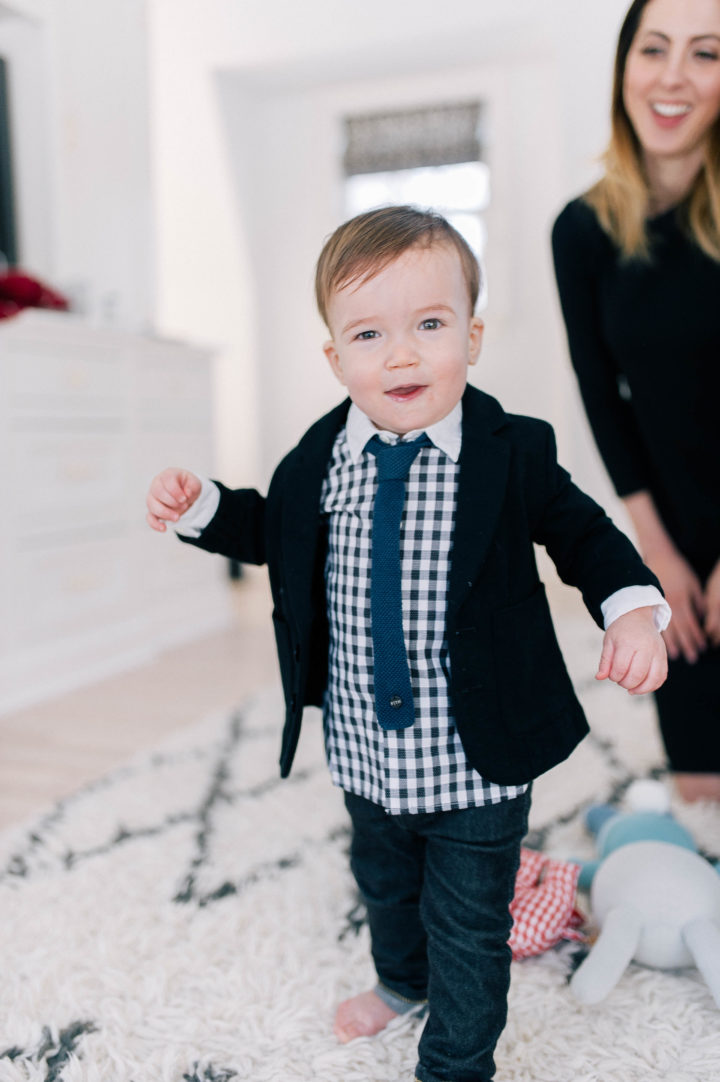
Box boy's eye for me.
[696,49,719,61]
[354,330,379,340]
[420,318,442,330]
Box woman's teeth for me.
[652,102,691,117]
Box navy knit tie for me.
[367,432,431,730]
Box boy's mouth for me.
[385,384,426,401]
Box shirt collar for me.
[345,401,463,464]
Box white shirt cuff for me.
[601,585,671,632]
[173,475,220,538]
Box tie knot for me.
[367,433,431,482]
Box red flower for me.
[0,270,69,320]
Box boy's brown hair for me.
[315,205,481,328]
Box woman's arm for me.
[623,490,706,663]
[551,201,651,497]
[552,202,708,664]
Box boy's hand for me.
[596,606,668,695]
[146,468,201,532]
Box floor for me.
[0,568,278,831]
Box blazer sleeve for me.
[178,482,267,565]
[551,200,652,497]
[530,421,660,627]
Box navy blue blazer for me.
[183,385,659,785]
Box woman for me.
[552,0,720,801]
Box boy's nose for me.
[386,338,418,367]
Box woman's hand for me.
[645,547,706,663]
[623,491,706,664]
[704,558,720,648]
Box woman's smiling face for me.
[623,0,720,166]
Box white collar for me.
[345,401,463,464]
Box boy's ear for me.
[324,339,346,385]
[468,316,484,365]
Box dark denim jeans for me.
[343,788,531,1082]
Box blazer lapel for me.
[448,388,510,615]
[278,399,350,631]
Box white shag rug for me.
[1,619,719,1082]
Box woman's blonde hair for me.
[586,0,720,261]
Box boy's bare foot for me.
[334,989,399,1043]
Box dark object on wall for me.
[0,56,18,266]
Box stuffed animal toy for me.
[570,780,720,1008]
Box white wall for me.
[216,59,566,484]
[148,0,632,508]
[2,0,635,511]
[147,2,262,485]
[0,0,154,331]
[45,0,153,331]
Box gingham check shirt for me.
[320,402,528,815]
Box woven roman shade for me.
[343,101,483,177]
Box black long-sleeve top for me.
[552,196,720,579]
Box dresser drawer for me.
[9,428,127,533]
[9,534,129,645]
[135,525,225,598]
[7,341,126,418]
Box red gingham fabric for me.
[509,848,587,960]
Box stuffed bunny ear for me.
[570,905,642,1004]
[683,918,720,1009]
[584,804,616,837]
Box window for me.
[342,101,489,308]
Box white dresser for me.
[0,310,233,713]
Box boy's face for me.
[323,243,484,436]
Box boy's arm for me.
[600,584,670,634]
[527,425,669,694]
[178,480,267,565]
[531,424,661,626]
[173,475,220,538]
[146,468,267,565]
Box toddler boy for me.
[147,206,668,1082]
